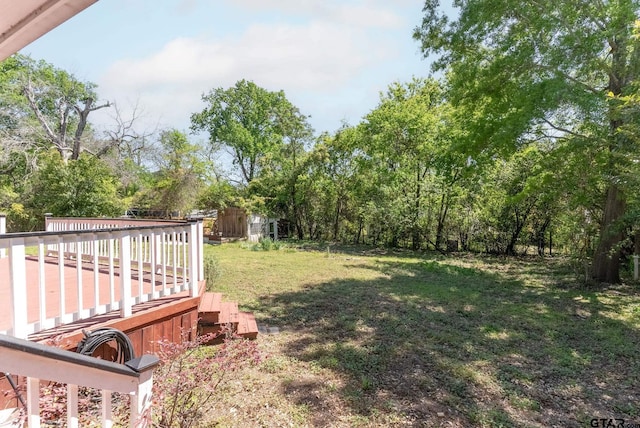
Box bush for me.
[204,253,222,291]
[250,238,286,251]
[152,331,261,427]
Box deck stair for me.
[198,292,258,340]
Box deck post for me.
[197,219,204,281]
[127,355,160,428]
[189,221,198,297]
[119,231,133,318]
[9,237,27,338]
[44,213,53,231]
[130,370,154,428]
[0,213,5,258]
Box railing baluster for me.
[38,239,46,330]
[154,232,161,275]
[68,383,79,428]
[9,236,27,338]
[108,236,115,311]
[172,230,178,291]
[182,230,187,286]
[102,389,113,428]
[137,232,145,302]
[0,213,6,258]
[93,235,100,315]
[161,230,167,296]
[57,237,65,326]
[197,220,204,281]
[189,222,198,297]
[119,231,132,318]
[150,231,157,298]
[75,235,83,321]
[27,377,40,428]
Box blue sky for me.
[21,0,433,137]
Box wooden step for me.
[197,292,258,342]
[198,292,222,324]
[218,301,239,326]
[237,311,259,340]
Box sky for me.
[20,0,433,138]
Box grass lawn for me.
[201,242,640,427]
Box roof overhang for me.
[0,0,98,61]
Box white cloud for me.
[333,4,404,28]
[230,0,404,29]
[97,20,388,131]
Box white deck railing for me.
[0,217,204,339]
[1,334,159,428]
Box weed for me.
[203,253,222,291]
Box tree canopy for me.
[4,37,640,284]
[0,54,110,162]
[414,0,640,282]
[191,79,311,185]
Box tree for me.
[415,0,640,282]
[144,129,209,217]
[191,79,308,185]
[0,54,110,162]
[25,151,125,221]
[360,78,458,250]
[247,101,314,237]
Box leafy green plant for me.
[249,238,286,251]
[203,253,222,291]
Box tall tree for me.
[191,79,306,185]
[415,0,640,282]
[361,78,450,250]
[0,54,110,162]
[249,104,313,238]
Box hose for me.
[76,327,135,364]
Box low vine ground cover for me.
[201,243,640,427]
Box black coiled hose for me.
[76,327,135,364]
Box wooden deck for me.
[0,255,183,335]
[0,255,258,350]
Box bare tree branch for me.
[71,97,110,160]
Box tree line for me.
[2,0,640,284]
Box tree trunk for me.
[333,198,342,241]
[592,184,625,283]
[295,218,304,240]
[411,167,422,251]
[435,193,449,251]
[354,218,363,244]
[506,209,525,256]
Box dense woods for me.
[3,0,640,284]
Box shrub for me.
[250,238,286,251]
[204,253,222,290]
[152,331,262,427]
